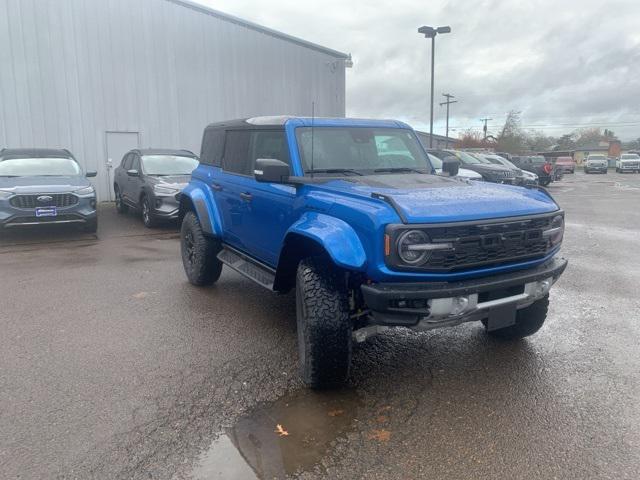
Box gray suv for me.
[0,148,97,232]
[113,149,199,227]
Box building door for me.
[105,131,140,201]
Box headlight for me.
[74,186,95,195]
[397,230,430,265]
[153,185,179,195]
[543,215,564,246]
[0,189,13,199]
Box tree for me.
[495,110,527,153]
[458,129,487,148]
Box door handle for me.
[212,183,223,191]
[240,192,253,201]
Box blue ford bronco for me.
[179,116,567,388]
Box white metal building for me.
[0,0,349,200]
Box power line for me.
[450,120,640,131]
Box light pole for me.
[440,93,457,148]
[418,25,451,148]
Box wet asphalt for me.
[1,171,639,480]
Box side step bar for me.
[217,246,276,291]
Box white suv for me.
[616,154,640,173]
[584,154,608,174]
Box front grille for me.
[621,163,639,168]
[386,213,559,273]
[10,193,78,209]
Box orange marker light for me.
[384,234,391,256]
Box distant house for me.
[538,139,624,165]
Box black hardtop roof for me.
[0,148,74,159]
[130,148,197,157]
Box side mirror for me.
[442,158,460,177]
[127,169,139,177]
[254,158,290,183]
[86,171,97,178]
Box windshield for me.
[141,155,199,175]
[0,157,81,176]
[295,127,432,174]
[489,156,518,169]
[621,154,639,159]
[530,156,547,164]
[588,155,606,160]
[427,153,443,168]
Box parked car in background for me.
[178,116,567,388]
[481,153,539,186]
[555,156,575,174]
[584,154,608,174]
[113,149,199,227]
[511,155,555,186]
[615,153,640,173]
[0,148,97,232]
[495,152,512,161]
[425,151,483,181]
[430,150,517,184]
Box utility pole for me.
[440,93,457,148]
[480,117,492,141]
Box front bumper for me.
[586,164,607,171]
[0,195,96,228]
[150,193,180,219]
[360,257,567,330]
[619,163,639,171]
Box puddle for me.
[188,389,362,480]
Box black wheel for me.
[482,296,549,340]
[83,218,98,234]
[180,211,222,286]
[603,170,607,174]
[295,257,352,389]
[141,195,157,228]
[114,185,128,214]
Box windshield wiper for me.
[373,167,427,174]
[306,168,364,176]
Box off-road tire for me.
[295,257,352,389]
[180,211,222,286]
[141,195,157,228]
[83,218,98,234]
[114,185,128,214]
[483,295,549,340]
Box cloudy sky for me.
[198,0,640,140]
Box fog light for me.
[451,296,469,315]
[535,279,552,297]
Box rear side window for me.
[222,131,252,175]
[200,128,226,166]
[122,153,133,170]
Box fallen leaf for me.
[275,424,289,437]
[375,415,388,424]
[368,429,391,442]
[377,405,392,413]
[132,292,148,299]
[328,409,345,417]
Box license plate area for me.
[486,303,517,331]
[35,207,57,217]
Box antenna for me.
[311,102,315,178]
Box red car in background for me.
[555,156,576,174]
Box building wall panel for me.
[0,0,346,199]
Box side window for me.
[222,130,251,175]
[249,130,290,166]
[122,153,132,170]
[131,155,140,172]
[200,128,226,166]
